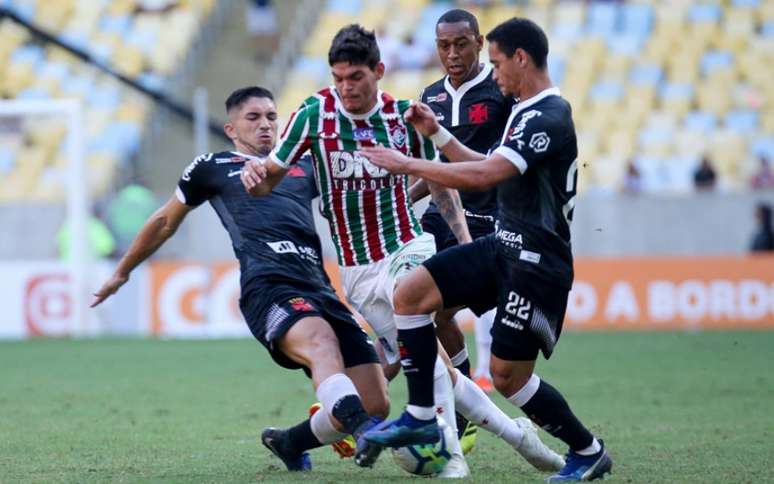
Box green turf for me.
[1,331,772,483]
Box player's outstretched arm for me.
[428,182,472,244]
[91,197,191,307]
[404,102,486,163]
[241,159,287,197]
[362,145,519,192]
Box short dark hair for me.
[436,9,480,36]
[486,18,548,69]
[225,86,274,113]
[328,24,380,69]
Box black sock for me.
[398,324,437,408]
[286,419,322,453]
[331,394,369,437]
[456,358,471,378]
[519,380,594,451]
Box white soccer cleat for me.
[512,417,565,472]
[437,453,470,478]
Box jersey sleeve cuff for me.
[494,146,528,174]
[269,151,290,169]
[175,186,187,204]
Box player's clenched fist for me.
[404,102,440,137]
[241,159,268,195]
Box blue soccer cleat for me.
[547,439,612,482]
[363,410,440,448]
[353,416,384,468]
[261,427,312,471]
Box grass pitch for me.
[1,331,772,483]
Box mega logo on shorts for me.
[289,297,315,312]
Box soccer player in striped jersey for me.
[241,24,562,476]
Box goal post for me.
[0,99,91,336]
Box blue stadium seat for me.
[590,80,624,103]
[663,155,697,192]
[88,85,122,111]
[11,45,45,66]
[700,50,733,76]
[732,0,760,7]
[327,0,362,16]
[751,137,774,159]
[548,56,566,86]
[36,62,69,81]
[660,82,694,101]
[7,1,35,22]
[687,4,722,23]
[553,22,583,41]
[620,3,653,37]
[137,73,165,91]
[629,64,662,86]
[0,147,16,175]
[761,22,774,37]
[725,110,758,133]
[100,15,132,35]
[684,111,717,132]
[16,87,50,100]
[61,76,95,97]
[586,2,619,36]
[606,34,644,57]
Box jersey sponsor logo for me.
[288,297,315,312]
[427,92,447,103]
[227,169,242,177]
[495,227,524,249]
[353,127,375,141]
[182,153,213,181]
[468,103,489,124]
[519,250,542,264]
[266,240,300,254]
[507,110,542,150]
[330,150,388,179]
[390,125,407,148]
[216,155,249,164]
[529,132,550,153]
[435,112,445,121]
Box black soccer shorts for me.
[239,278,378,373]
[421,211,495,252]
[423,234,569,360]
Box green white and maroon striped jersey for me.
[269,87,438,267]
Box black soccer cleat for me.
[261,427,312,471]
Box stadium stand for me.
[0,0,218,202]
[277,0,774,194]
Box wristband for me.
[429,126,452,148]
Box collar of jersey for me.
[231,150,267,161]
[443,63,492,96]
[511,86,561,116]
[330,87,385,120]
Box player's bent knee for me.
[393,267,442,315]
[491,364,533,397]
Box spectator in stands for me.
[693,156,717,191]
[396,35,434,70]
[749,156,774,190]
[107,183,158,253]
[57,207,117,261]
[622,159,642,194]
[376,26,401,72]
[750,203,774,252]
[246,0,279,61]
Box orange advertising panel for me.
[565,256,774,330]
[147,256,774,336]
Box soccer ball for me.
[390,416,454,476]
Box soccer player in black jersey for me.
[421,6,515,388]
[412,6,515,453]
[363,18,613,481]
[91,86,389,472]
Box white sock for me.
[576,438,601,456]
[310,405,348,444]
[450,347,468,367]
[433,356,463,458]
[452,369,524,448]
[316,373,359,419]
[407,405,436,420]
[506,374,541,407]
[474,310,494,378]
[395,313,434,329]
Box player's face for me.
[489,41,529,99]
[331,62,384,114]
[226,97,278,156]
[435,21,483,86]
